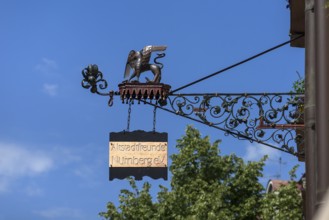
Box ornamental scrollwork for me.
[165,93,304,156]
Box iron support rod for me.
[305,0,316,218]
[315,0,329,211]
[169,92,303,96]
[170,35,304,94]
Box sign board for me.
[110,142,167,167]
[109,130,168,180]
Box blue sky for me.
[1,1,305,219]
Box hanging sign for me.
[109,130,168,180]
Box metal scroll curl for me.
[82,64,108,95]
[82,64,117,106]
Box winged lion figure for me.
[124,45,167,83]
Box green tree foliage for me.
[292,77,305,94]
[100,178,157,219]
[290,76,305,124]
[100,126,267,220]
[259,165,303,220]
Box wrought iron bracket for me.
[157,93,304,158]
[81,65,305,158]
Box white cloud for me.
[0,143,53,176]
[34,207,83,219]
[0,142,54,193]
[0,141,100,194]
[43,83,59,96]
[35,58,58,75]
[36,58,60,96]
[74,165,94,179]
[243,142,282,162]
[52,147,81,164]
[0,179,9,193]
[25,183,44,196]
[73,164,101,188]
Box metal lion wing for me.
[142,45,167,56]
[124,50,136,79]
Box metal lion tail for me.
[154,53,166,69]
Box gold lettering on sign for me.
[109,142,168,168]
